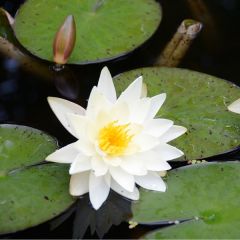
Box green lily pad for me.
[132,162,240,239]
[114,67,240,160]
[0,125,74,234]
[144,218,239,239]
[13,0,161,64]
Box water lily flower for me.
[228,98,240,114]
[46,67,187,210]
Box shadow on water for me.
[4,191,133,239]
[0,0,240,238]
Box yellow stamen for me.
[98,121,133,157]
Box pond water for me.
[0,0,240,238]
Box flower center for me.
[98,121,133,157]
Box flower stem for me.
[1,8,14,25]
[184,0,218,53]
[155,19,202,67]
[0,37,54,80]
[0,8,16,44]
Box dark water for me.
[0,0,240,238]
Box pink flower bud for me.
[53,15,76,65]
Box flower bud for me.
[53,15,76,65]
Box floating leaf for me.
[131,162,240,239]
[114,67,240,160]
[13,0,161,64]
[0,124,75,234]
[144,219,239,239]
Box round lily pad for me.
[13,0,161,64]
[114,67,240,160]
[144,219,239,239]
[0,124,74,234]
[132,162,240,238]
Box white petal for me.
[111,179,139,200]
[94,110,112,132]
[146,93,166,120]
[122,150,172,172]
[146,158,172,171]
[67,114,89,139]
[159,125,187,143]
[111,101,130,124]
[144,119,173,137]
[75,139,95,156]
[70,171,90,196]
[47,97,85,137]
[86,87,112,118]
[67,113,99,142]
[103,157,122,167]
[89,172,110,210]
[92,103,130,134]
[109,167,135,192]
[133,134,159,152]
[91,157,108,176]
[118,76,143,103]
[228,98,240,114]
[124,142,141,155]
[120,155,147,176]
[97,66,117,103]
[46,143,78,163]
[129,98,151,124]
[154,143,184,161]
[69,155,91,174]
[135,173,166,191]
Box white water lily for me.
[228,98,240,114]
[46,67,187,210]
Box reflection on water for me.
[0,0,240,238]
[6,191,132,239]
[72,192,132,239]
[51,65,80,101]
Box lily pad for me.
[144,218,240,239]
[0,124,74,234]
[13,0,161,64]
[132,162,240,239]
[114,67,240,160]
